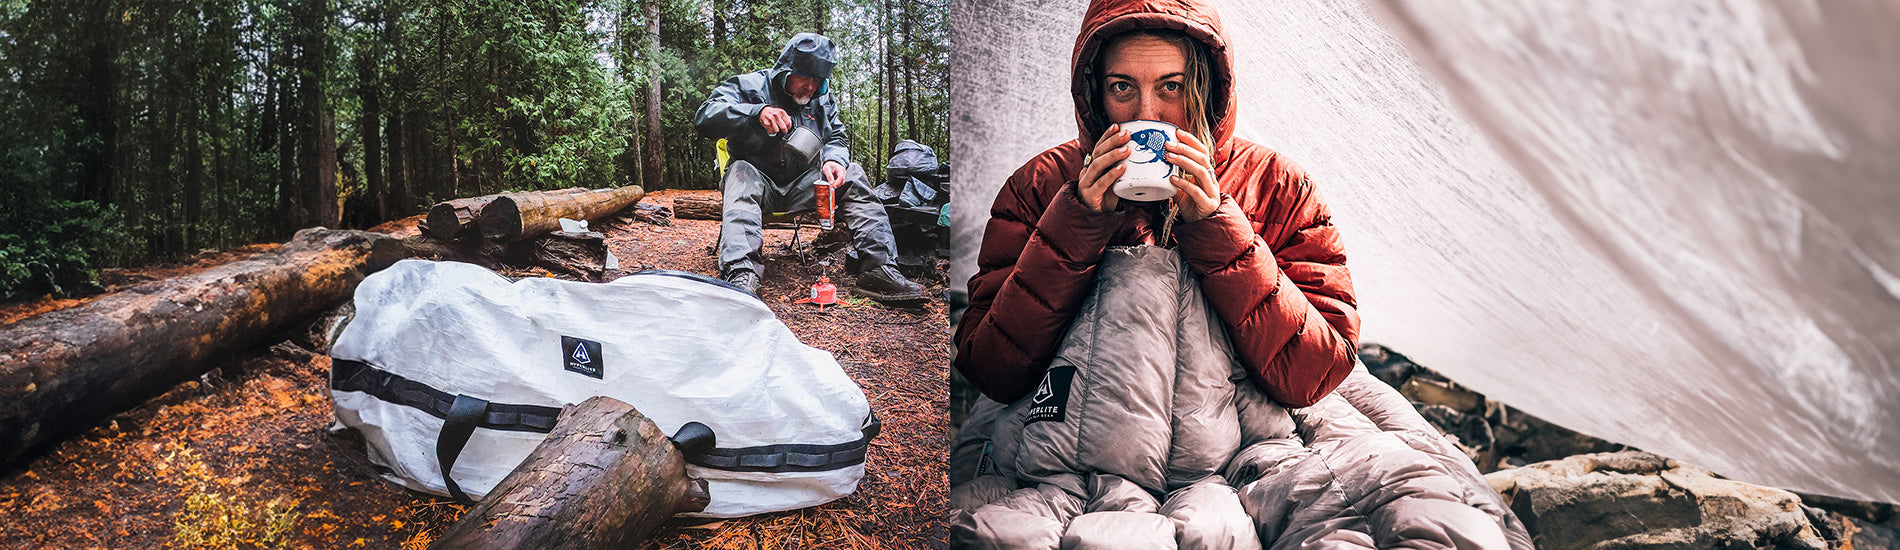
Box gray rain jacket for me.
[694,33,851,177]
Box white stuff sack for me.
[328,259,877,518]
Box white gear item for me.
[328,259,877,518]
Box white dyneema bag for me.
[328,259,877,518]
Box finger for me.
[1086,164,1127,192]
[1091,126,1131,159]
[1084,165,1128,201]
[1167,152,1218,195]
[1166,152,1207,181]
[1173,128,1210,155]
[1165,140,1212,169]
[1095,123,1122,148]
[1085,165,1127,211]
[1169,176,1213,207]
[1079,145,1133,190]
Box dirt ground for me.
[0,189,951,549]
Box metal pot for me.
[782,126,822,165]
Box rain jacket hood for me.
[775,32,837,94]
[694,33,850,175]
[1071,0,1237,163]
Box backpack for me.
[328,259,877,518]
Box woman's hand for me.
[1166,130,1220,222]
[1077,124,1132,213]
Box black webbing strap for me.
[330,358,877,482]
[330,359,562,433]
[438,394,488,504]
[331,359,562,504]
[687,413,881,473]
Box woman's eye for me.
[1109,81,1132,93]
[1163,82,1182,92]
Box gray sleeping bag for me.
[949,246,1530,549]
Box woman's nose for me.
[1136,92,1160,120]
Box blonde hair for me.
[1085,29,1216,158]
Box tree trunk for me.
[903,0,916,142]
[643,0,663,191]
[883,0,897,158]
[428,396,710,550]
[360,34,385,223]
[479,186,646,242]
[0,229,403,469]
[384,4,408,218]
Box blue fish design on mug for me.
[1129,128,1171,164]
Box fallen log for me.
[426,188,586,241]
[425,196,499,241]
[430,396,711,550]
[401,231,608,282]
[480,186,645,242]
[0,228,403,469]
[672,196,818,230]
[503,231,609,282]
[628,202,673,226]
[672,196,722,221]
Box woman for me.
[953,0,1360,409]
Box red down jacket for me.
[953,0,1360,408]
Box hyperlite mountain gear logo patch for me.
[1024,366,1075,424]
[561,336,603,379]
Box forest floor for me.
[0,189,952,549]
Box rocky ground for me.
[0,189,951,549]
[1359,343,1899,550]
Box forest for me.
[0,0,948,299]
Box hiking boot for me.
[853,264,929,305]
[724,269,761,296]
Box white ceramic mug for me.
[1112,120,1179,201]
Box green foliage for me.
[0,0,947,289]
[0,200,131,300]
[167,447,304,549]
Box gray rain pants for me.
[718,159,898,277]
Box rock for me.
[1417,404,1492,461]
[1358,342,1627,471]
[1486,451,1827,550]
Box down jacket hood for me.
[1071,0,1237,164]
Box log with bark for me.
[480,186,645,242]
[401,231,608,282]
[673,195,820,230]
[429,396,711,550]
[671,196,722,221]
[425,195,499,241]
[503,231,609,282]
[0,228,403,469]
[426,188,586,241]
[628,202,673,226]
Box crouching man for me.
[693,32,927,305]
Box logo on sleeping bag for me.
[1025,366,1075,424]
[562,336,604,379]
